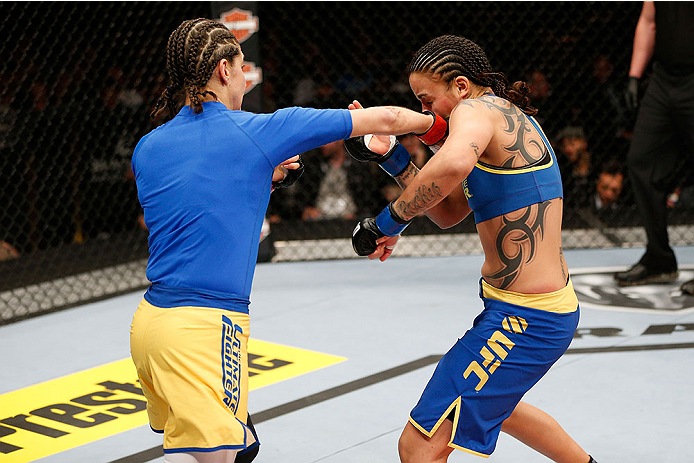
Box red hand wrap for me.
[415,111,448,146]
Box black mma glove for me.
[344,135,411,177]
[352,202,411,256]
[272,157,304,189]
[352,217,384,257]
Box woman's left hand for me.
[273,155,301,182]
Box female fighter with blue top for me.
[348,35,597,463]
[129,18,437,463]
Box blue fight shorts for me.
[409,278,579,458]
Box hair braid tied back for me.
[151,18,241,121]
[407,35,537,116]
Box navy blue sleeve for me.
[232,107,352,166]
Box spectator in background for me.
[556,126,593,209]
[527,69,552,129]
[592,55,629,137]
[528,69,552,103]
[581,54,632,170]
[0,74,27,255]
[256,217,275,263]
[615,1,694,293]
[293,43,334,108]
[0,240,20,261]
[301,140,384,221]
[79,70,147,240]
[399,134,430,168]
[592,160,625,214]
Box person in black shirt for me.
[615,1,694,294]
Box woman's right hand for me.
[368,235,399,262]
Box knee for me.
[397,429,417,463]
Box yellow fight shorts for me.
[130,298,256,454]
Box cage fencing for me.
[1,1,693,323]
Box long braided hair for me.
[151,18,241,121]
[407,35,537,116]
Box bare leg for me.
[501,401,589,463]
[163,450,238,463]
[398,420,455,463]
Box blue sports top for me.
[462,115,563,224]
[132,101,352,313]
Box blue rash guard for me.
[132,101,352,313]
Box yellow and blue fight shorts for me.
[409,278,580,458]
[130,298,257,455]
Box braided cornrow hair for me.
[407,35,537,116]
[151,18,241,121]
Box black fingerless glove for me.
[344,136,411,177]
[272,157,305,189]
[352,203,411,256]
[352,217,384,257]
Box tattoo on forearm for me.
[395,182,442,219]
[486,200,552,289]
[395,164,419,189]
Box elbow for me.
[431,218,455,229]
[427,210,465,229]
[448,156,476,182]
[382,107,400,133]
[438,219,459,230]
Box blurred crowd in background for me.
[1,1,693,264]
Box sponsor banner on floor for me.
[0,339,345,462]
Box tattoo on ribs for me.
[487,200,552,289]
[396,182,442,219]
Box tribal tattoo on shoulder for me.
[486,200,552,289]
[461,96,546,167]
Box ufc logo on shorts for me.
[463,316,528,392]
[221,315,243,411]
[462,179,473,199]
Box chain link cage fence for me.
[1,1,693,323]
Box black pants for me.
[628,64,694,269]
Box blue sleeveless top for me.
[462,115,562,224]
